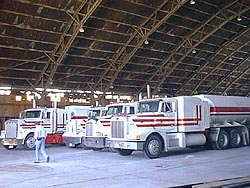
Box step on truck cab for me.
[107,95,250,159]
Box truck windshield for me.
[106,106,123,115]
[138,101,159,113]
[88,110,100,118]
[24,110,41,118]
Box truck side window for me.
[161,103,172,112]
[129,107,135,114]
[47,112,50,119]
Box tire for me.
[230,129,242,148]
[24,134,36,150]
[3,145,17,150]
[109,147,117,153]
[143,135,162,159]
[80,138,91,150]
[92,148,103,151]
[68,144,77,148]
[82,145,91,150]
[116,149,133,156]
[212,130,230,150]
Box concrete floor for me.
[0,144,250,188]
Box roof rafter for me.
[34,0,102,89]
[188,8,250,95]
[148,0,249,95]
[176,24,250,95]
[221,55,250,95]
[93,0,188,93]
[136,0,239,95]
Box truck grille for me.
[111,120,124,138]
[5,120,18,138]
[85,123,93,136]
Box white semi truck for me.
[1,106,90,150]
[62,106,105,148]
[107,95,250,159]
[1,107,67,150]
[83,102,137,150]
[88,106,107,119]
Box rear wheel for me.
[143,135,162,159]
[230,129,242,148]
[211,129,229,150]
[25,134,36,150]
[3,145,17,150]
[117,149,133,156]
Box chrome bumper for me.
[107,139,144,150]
[62,136,82,147]
[82,137,107,148]
[2,138,23,146]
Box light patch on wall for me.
[15,95,22,101]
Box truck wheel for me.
[3,145,17,150]
[109,147,117,153]
[212,130,229,150]
[117,149,133,156]
[24,134,36,150]
[92,148,103,151]
[230,129,242,148]
[143,135,162,159]
[81,144,91,150]
[80,138,91,150]
[68,144,77,148]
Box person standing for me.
[34,124,50,163]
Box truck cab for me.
[2,108,67,150]
[83,102,137,150]
[88,107,107,120]
[62,106,91,148]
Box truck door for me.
[42,110,50,126]
[160,99,178,132]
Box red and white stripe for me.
[133,105,202,127]
[210,107,250,116]
[100,119,111,126]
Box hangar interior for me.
[0,0,249,114]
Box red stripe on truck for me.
[210,107,250,113]
[72,116,88,119]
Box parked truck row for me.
[1,94,250,159]
[1,105,92,150]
